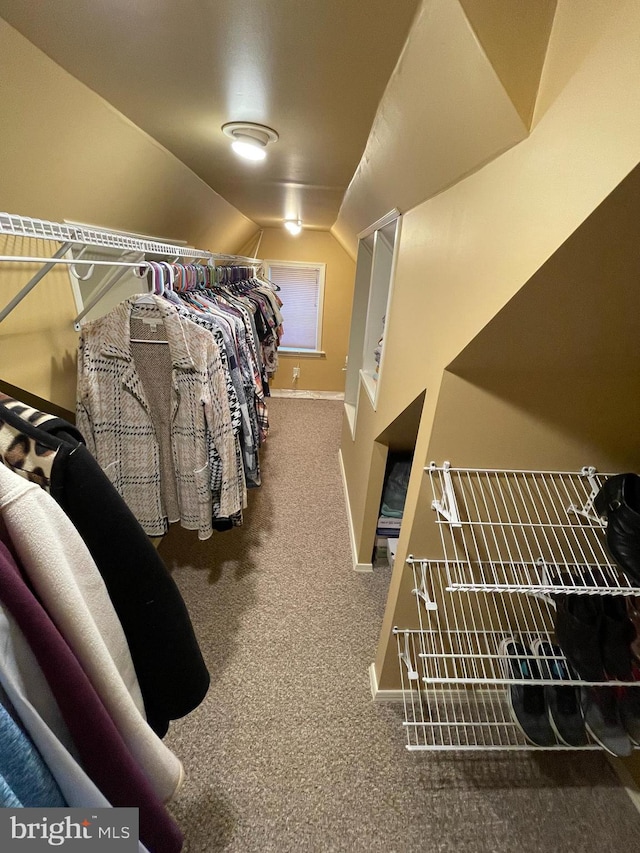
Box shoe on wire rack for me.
[600,595,635,681]
[553,593,606,682]
[499,637,556,747]
[593,472,640,586]
[617,663,640,746]
[530,638,587,747]
[626,596,640,665]
[581,686,633,757]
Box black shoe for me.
[581,686,633,757]
[594,473,640,585]
[531,639,587,747]
[554,594,606,682]
[499,637,556,746]
[627,596,640,664]
[617,663,640,745]
[600,595,634,680]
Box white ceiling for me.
[0,0,420,231]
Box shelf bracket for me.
[0,241,74,323]
[567,466,605,527]
[395,629,419,681]
[429,461,462,527]
[73,251,145,330]
[412,560,439,611]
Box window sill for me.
[279,349,326,358]
[344,402,356,439]
[360,370,378,409]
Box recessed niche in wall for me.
[373,451,413,567]
[368,389,425,568]
[344,209,401,434]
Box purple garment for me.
[0,537,183,853]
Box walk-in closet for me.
[2,2,640,852]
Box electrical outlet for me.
[293,366,300,380]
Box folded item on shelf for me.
[377,516,402,536]
[377,530,400,540]
[378,514,401,526]
[380,457,411,519]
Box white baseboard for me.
[369,663,407,702]
[338,450,373,573]
[270,389,344,400]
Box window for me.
[266,260,325,354]
[344,210,401,427]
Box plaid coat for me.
[76,295,245,539]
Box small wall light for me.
[284,219,303,235]
[222,122,279,162]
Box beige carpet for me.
[160,397,640,852]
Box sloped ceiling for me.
[459,0,557,127]
[0,0,420,231]
[332,0,558,255]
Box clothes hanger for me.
[130,263,168,343]
[159,261,176,293]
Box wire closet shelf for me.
[0,212,260,263]
[395,628,601,751]
[392,463,640,751]
[426,462,638,596]
[0,211,262,326]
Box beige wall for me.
[258,228,355,392]
[0,20,257,410]
[0,235,79,410]
[337,0,640,699]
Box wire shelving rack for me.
[426,462,638,595]
[394,463,640,751]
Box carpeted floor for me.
[160,397,640,852]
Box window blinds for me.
[269,264,321,350]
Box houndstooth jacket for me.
[76,295,245,539]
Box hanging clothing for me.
[0,699,66,808]
[0,567,151,852]
[0,394,85,441]
[0,539,182,853]
[167,297,260,489]
[0,400,210,737]
[76,295,244,539]
[158,260,282,480]
[0,462,183,803]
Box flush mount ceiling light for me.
[222,121,279,162]
[284,219,303,235]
